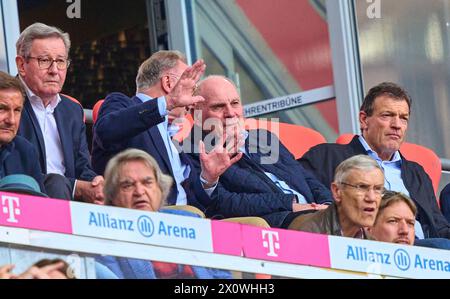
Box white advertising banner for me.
[70,202,213,252]
[329,236,450,279]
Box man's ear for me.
[161,75,172,94]
[16,56,26,77]
[331,182,342,204]
[359,111,368,131]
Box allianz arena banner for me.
[1,191,450,279]
[70,202,214,252]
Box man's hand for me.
[75,176,105,204]
[0,264,15,279]
[199,138,243,187]
[165,59,206,110]
[14,262,66,279]
[292,203,329,212]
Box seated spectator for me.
[367,191,416,245]
[187,75,333,228]
[15,22,103,203]
[0,71,46,193]
[93,51,238,213]
[439,183,450,223]
[0,259,73,279]
[95,148,231,279]
[288,155,384,239]
[300,82,450,244]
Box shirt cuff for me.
[158,96,169,117]
[199,174,218,196]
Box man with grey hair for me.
[95,148,232,279]
[15,22,103,203]
[93,51,240,212]
[289,155,384,239]
[186,75,333,228]
[103,148,173,208]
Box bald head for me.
[193,75,244,132]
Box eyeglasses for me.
[26,56,71,70]
[340,182,385,195]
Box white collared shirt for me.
[21,78,66,176]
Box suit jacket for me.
[95,208,232,279]
[288,203,372,239]
[288,203,342,236]
[0,136,45,192]
[299,135,450,239]
[186,128,333,228]
[18,95,97,189]
[92,92,211,210]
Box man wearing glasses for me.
[289,155,383,239]
[300,82,450,248]
[15,22,103,203]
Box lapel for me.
[349,135,369,154]
[132,96,175,178]
[23,98,47,172]
[54,98,74,176]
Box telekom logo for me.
[262,230,280,257]
[1,195,21,223]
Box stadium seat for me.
[336,133,442,195]
[61,93,85,123]
[244,118,326,159]
[92,99,105,124]
[162,205,206,218]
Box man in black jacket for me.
[186,75,334,228]
[300,82,450,246]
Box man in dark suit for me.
[300,82,450,243]
[0,71,45,192]
[186,75,334,228]
[92,51,240,211]
[15,22,103,203]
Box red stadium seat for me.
[336,134,442,196]
[92,99,105,124]
[245,118,326,159]
[61,93,85,123]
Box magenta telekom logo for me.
[1,195,21,223]
[262,230,280,257]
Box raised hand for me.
[166,59,206,110]
[199,137,243,187]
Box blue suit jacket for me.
[0,136,45,192]
[187,128,334,227]
[95,209,232,279]
[18,95,97,189]
[92,92,211,210]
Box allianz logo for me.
[88,212,196,240]
[346,245,450,273]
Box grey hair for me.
[136,50,186,92]
[194,75,239,96]
[334,155,383,184]
[16,22,71,57]
[103,149,173,207]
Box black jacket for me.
[299,136,450,239]
[187,128,334,227]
